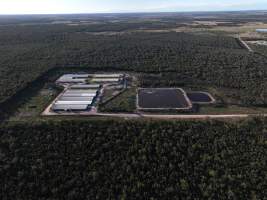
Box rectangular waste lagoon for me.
[137,88,192,110]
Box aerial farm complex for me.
[47,73,124,112]
[43,73,215,116]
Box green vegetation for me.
[1,22,267,109]
[1,118,266,199]
[139,70,267,107]
[0,14,267,200]
[250,44,267,56]
[99,88,137,113]
[198,104,267,114]
[8,85,61,121]
[100,86,124,103]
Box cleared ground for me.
[99,88,136,113]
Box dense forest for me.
[0,14,267,200]
[0,22,267,108]
[0,119,266,199]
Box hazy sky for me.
[0,0,266,14]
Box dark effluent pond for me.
[138,88,190,109]
[187,92,213,103]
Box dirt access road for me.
[43,88,266,120]
[89,113,267,119]
[43,75,264,120]
[42,111,267,120]
[237,37,254,52]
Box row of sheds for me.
[51,84,100,111]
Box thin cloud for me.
[0,0,266,14]
[144,1,260,12]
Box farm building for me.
[51,82,100,112]
[56,74,89,83]
[90,74,124,78]
[62,93,96,97]
[70,84,101,89]
[51,104,89,111]
[57,73,125,84]
[52,73,125,112]
[256,29,267,33]
[55,101,93,105]
[58,96,95,101]
[91,78,122,83]
[65,89,98,94]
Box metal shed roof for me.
[57,74,89,83]
[59,96,95,101]
[51,104,89,111]
[65,89,98,93]
[55,101,93,105]
[91,74,123,78]
[91,78,120,83]
[62,93,96,97]
[70,84,100,89]
[62,74,89,78]
[57,78,86,83]
[256,29,267,33]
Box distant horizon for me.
[0,0,267,15]
[0,9,267,16]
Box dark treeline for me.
[0,24,267,106]
[0,119,266,199]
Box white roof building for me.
[70,84,101,89]
[65,89,98,93]
[57,74,89,83]
[256,29,267,33]
[91,78,121,83]
[91,74,123,78]
[52,104,89,111]
[58,96,95,101]
[62,93,97,97]
[55,101,93,105]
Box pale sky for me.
[0,0,266,14]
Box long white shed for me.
[91,78,121,83]
[91,74,123,78]
[62,93,96,97]
[65,89,98,93]
[70,84,101,89]
[59,96,95,101]
[55,101,93,105]
[51,104,89,111]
